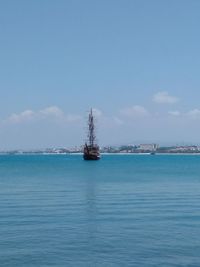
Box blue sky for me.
[1,0,200,149]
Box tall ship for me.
[83,109,100,160]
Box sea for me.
[0,154,200,267]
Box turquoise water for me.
[0,154,200,267]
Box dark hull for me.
[83,153,100,160]
[83,144,100,160]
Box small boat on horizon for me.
[83,109,100,160]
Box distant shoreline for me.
[1,152,200,156]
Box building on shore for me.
[138,144,159,152]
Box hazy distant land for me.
[2,144,200,155]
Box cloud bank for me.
[153,91,179,104]
[5,106,82,124]
[168,111,181,116]
[120,105,149,117]
[3,103,200,149]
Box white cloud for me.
[153,91,179,104]
[120,105,149,117]
[5,106,81,124]
[40,106,64,118]
[92,108,102,118]
[8,110,35,123]
[187,109,200,118]
[168,111,181,116]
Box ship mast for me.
[87,109,96,147]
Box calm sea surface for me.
[0,154,200,267]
